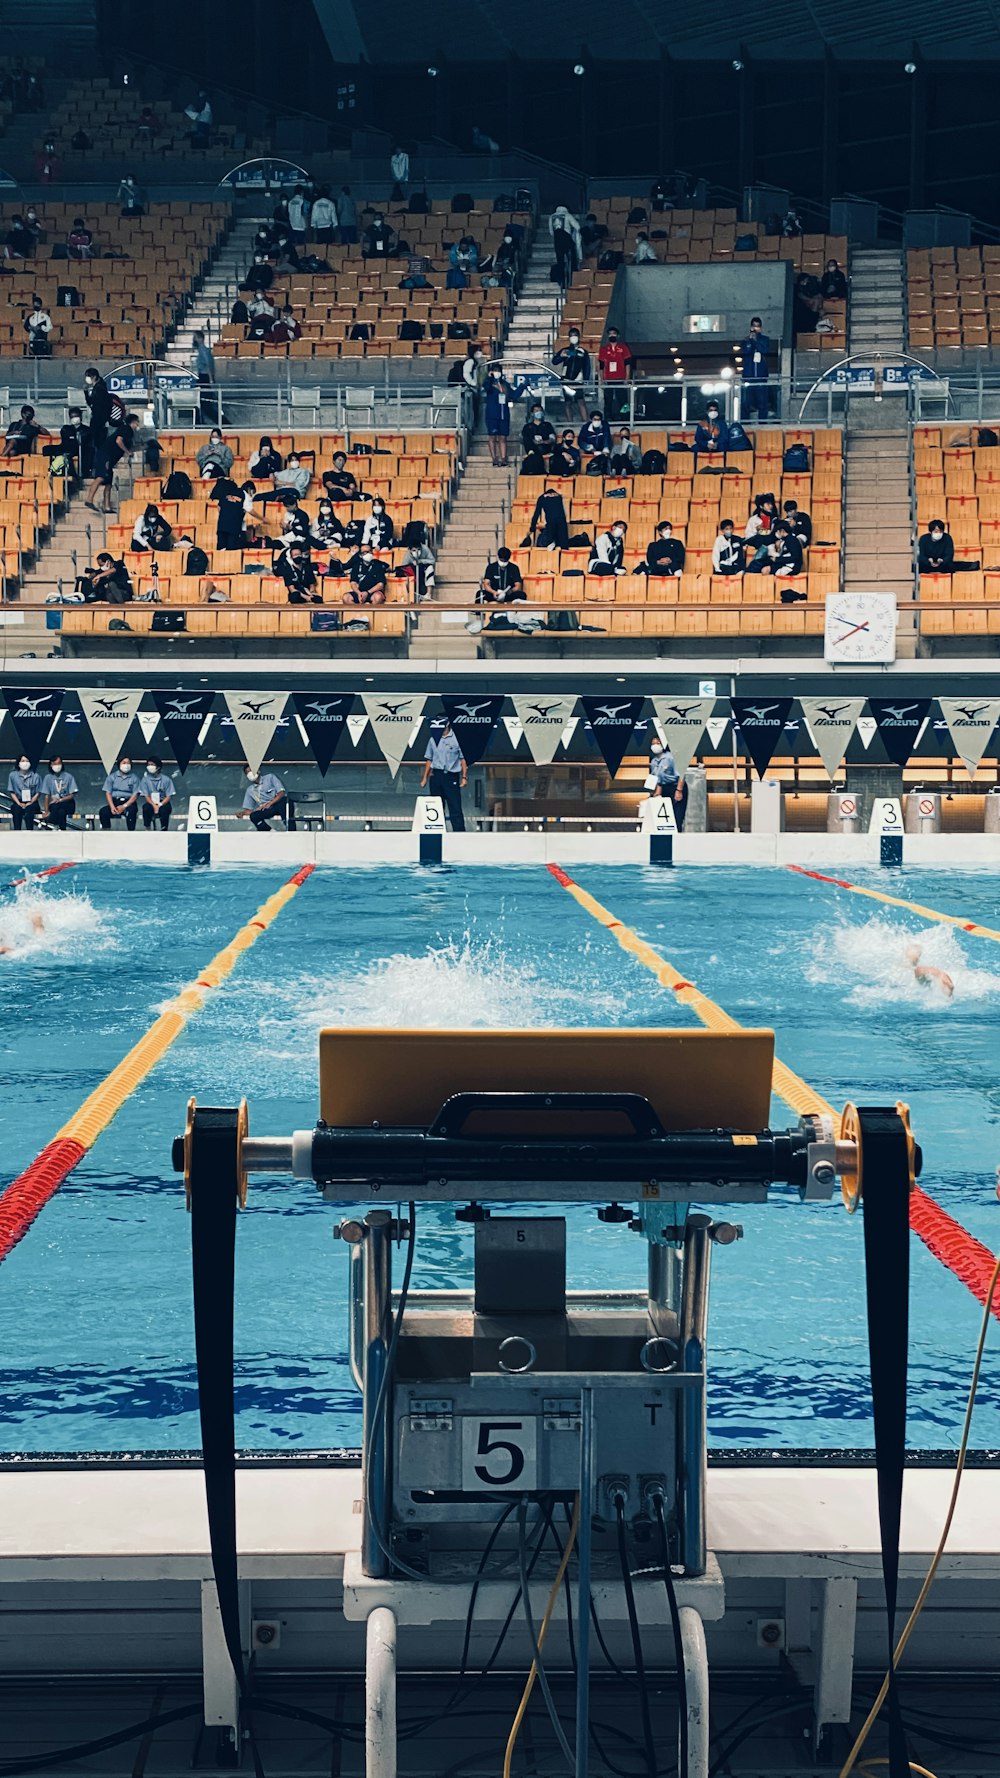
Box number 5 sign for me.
[187,794,219,834]
[461,1416,538,1490]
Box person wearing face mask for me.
[276,542,323,603]
[362,213,399,259]
[918,519,955,574]
[273,453,311,499]
[238,764,296,832]
[693,400,731,471]
[609,427,642,476]
[362,501,395,549]
[489,231,518,288]
[589,520,628,576]
[41,756,78,829]
[484,363,514,467]
[549,431,581,478]
[138,757,176,831]
[646,739,688,830]
[196,429,234,478]
[83,366,112,443]
[99,755,139,830]
[346,547,388,605]
[552,328,592,421]
[8,755,41,829]
[462,345,488,429]
[579,409,612,469]
[521,405,555,475]
[641,520,686,577]
[311,498,343,549]
[738,316,772,421]
[598,326,634,420]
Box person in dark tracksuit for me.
[8,756,41,829]
[41,756,78,829]
[139,758,176,830]
[421,723,467,832]
[99,756,139,829]
[238,765,296,832]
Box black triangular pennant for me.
[440,694,505,767]
[292,692,355,775]
[731,697,794,778]
[580,696,645,777]
[151,690,216,774]
[2,686,64,762]
[869,698,931,769]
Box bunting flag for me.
[512,695,579,766]
[291,693,355,774]
[799,696,865,781]
[705,714,730,751]
[869,698,932,768]
[362,692,427,777]
[649,696,715,773]
[580,695,645,777]
[151,690,216,774]
[441,695,506,767]
[77,689,144,774]
[937,697,1000,781]
[346,713,369,747]
[137,710,160,745]
[2,687,64,762]
[731,697,794,778]
[224,692,289,775]
[856,715,877,750]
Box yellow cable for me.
[502,1494,581,1778]
[858,1763,940,1778]
[838,1249,1000,1778]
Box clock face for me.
[824,593,897,663]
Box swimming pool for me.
[1,860,998,1455]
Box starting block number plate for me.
[461,1416,538,1490]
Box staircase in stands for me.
[847,247,906,355]
[162,215,264,368]
[500,217,564,379]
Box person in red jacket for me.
[598,327,634,421]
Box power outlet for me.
[756,1617,785,1650]
[252,1619,281,1650]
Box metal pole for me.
[349,1238,365,1392]
[361,1210,393,1577]
[365,1605,398,1778]
[678,1215,712,1576]
[574,1384,593,1778]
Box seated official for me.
[138,757,175,831]
[41,756,78,829]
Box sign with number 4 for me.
[187,794,219,834]
[461,1416,538,1491]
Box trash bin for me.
[826,791,861,834]
[684,766,708,833]
[985,790,1000,834]
[904,791,941,834]
[751,777,784,834]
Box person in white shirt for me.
[589,522,628,576]
[633,233,659,264]
[712,519,744,575]
[390,146,410,192]
[309,189,337,243]
[287,188,310,239]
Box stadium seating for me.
[914,424,1000,638]
[0,203,229,359]
[30,76,267,169]
[0,454,64,588]
[907,248,1000,351]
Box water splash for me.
[0,880,110,963]
[806,914,1000,1008]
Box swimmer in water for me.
[904,941,954,999]
[0,910,45,955]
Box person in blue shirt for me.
[8,754,41,829]
[693,401,731,470]
[139,757,176,831]
[420,723,467,832]
[483,364,514,467]
[99,755,139,829]
[578,410,612,470]
[41,755,78,829]
[238,765,296,832]
[647,739,688,831]
[738,316,771,419]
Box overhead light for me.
[903,60,917,74]
[427,64,439,76]
[673,369,684,380]
[572,63,586,76]
[719,365,734,379]
[731,58,744,71]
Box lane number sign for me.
[461,1417,538,1490]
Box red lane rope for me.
[546,863,572,887]
[909,1185,1000,1324]
[0,1138,87,1263]
[787,863,852,889]
[2,861,80,892]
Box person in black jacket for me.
[917,520,954,573]
[639,521,686,577]
[820,259,848,301]
[551,330,591,420]
[79,551,133,603]
[323,452,367,502]
[243,255,274,293]
[276,543,323,603]
[549,431,581,477]
[211,475,246,550]
[479,548,525,604]
[528,487,569,551]
[346,548,388,604]
[782,500,812,547]
[521,406,555,475]
[83,367,112,442]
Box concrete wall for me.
[606,261,792,351]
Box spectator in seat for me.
[23,206,44,248]
[188,92,213,145]
[581,212,607,257]
[598,326,634,420]
[528,486,570,549]
[579,409,612,468]
[338,186,358,245]
[549,206,581,287]
[479,547,525,605]
[310,188,338,243]
[323,452,365,502]
[363,213,399,259]
[589,521,628,576]
[131,503,173,552]
[521,405,555,475]
[24,295,52,355]
[748,522,805,590]
[79,552,133,604]
[238,764,297,832]
[549,431,581,477]
[693,400,730,469]
[346,547,388,605]
[782,207,803,238]
[362,500,394,549]
[738,317,771,420]
[230,296,249,326]
[139,758,175,830]
[552,328,591,420]
[4,214,35,259]
[274,453,311,499]
[744,492,779,567]
[821,259,848,301]
[278,493,311,545]
[918,520,955,574]
[41,756,78,830]
[67,216,94,259]
[277,542,323,603]
[98,755,139,830]
[196,429,234,477]
[244,255,274,294]
[640,520,685,577]
[268,305,302,344]
[782,499,812,547]
[448,235,480,286]
[247,294,277,340]
[250,435,283,478]
[311,498,343,549]
[712,518,744,575]
[633,232,659,264]
[487,231,519,288]
[4,404,47,457]
[609,428,641,476]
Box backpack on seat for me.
[782,443,810,472]
[640,448,666,474]
[162,470,192,499]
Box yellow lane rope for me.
[787,864,1000,946]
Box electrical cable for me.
[838,1247,1000,1778]
[707,1697,814,1777]
[0,1703,202,1776]
[614,1495,658,1778]
[363,1201,422,1580]
[652,1495,689,1778]
[459,1497,521,1677]
[502,1493,580,1778]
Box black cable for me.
[517,1493,576,1770]
[0,1703,202,1776]
[364,1202,420,1579]
[706,1697,810,1777]
[653,1496,689,1778]
[460,1496,521,1677]
[614,1495,658,1778]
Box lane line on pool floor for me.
[547,862,1000,1323]
[786,863,1000,945]
[0,863,315,1264]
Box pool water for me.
[1,861,998,1455]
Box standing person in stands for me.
[338,186,358,245]
[287,187,310,242]
[138,758,175,831]
[310,188,337,244]
[41,756,78,829]
[598,326,634,421]
[84,367,112,445]
[211,475,246,551]
[85,401,130,513]
[552,328,591,421]
[67,216,94,259]
[117,175,145,216]
[483,362,514,467]
[420,722,467,832]
[23,295,52,355]
[390,144,410,196]
[63,406,89,480]
[462,344,488,428]
[549,206,581,287]
[528,486,570,550]
[692,399,730,471]
[191,331,218,421]
[738,316,772,420]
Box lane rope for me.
[786,863,1000,945]
[547,862,1000,1323]
[0,864,315,1263]
[2,861,80,892]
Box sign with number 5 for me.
[461,1416,538,1490]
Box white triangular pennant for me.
[197,715,214,748]
[224,692,288,774]
[560,718,578,750]
[346,713,369,746]
[137,710,160,744]
[503,715,524,747]
[650,696,716,773]
[856,716,877,750]
[77,689,145,773]
[512,695,578,766]
[937,697,1000,780]
[362,693,427,778]
[705,715,730,750]
[800,696,865,781]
